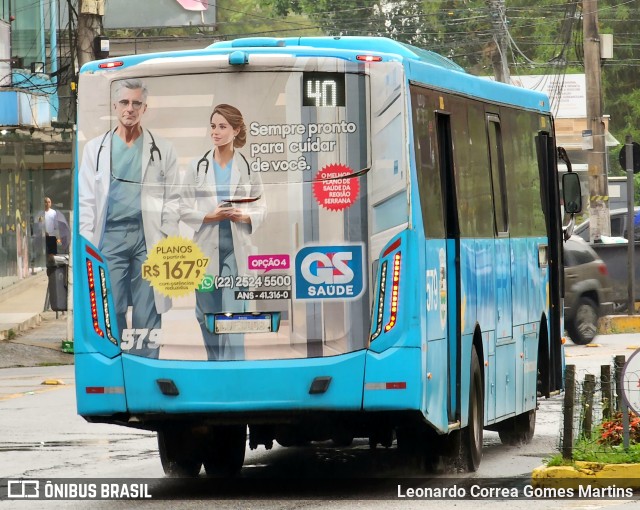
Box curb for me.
[532,462,640,489]
[11,338,65,353]
[599,315,640,335]
[0,313,42,341]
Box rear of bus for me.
[73,38,434,472]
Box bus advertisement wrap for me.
[76,68,395,362]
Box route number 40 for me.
[121,329,161,351]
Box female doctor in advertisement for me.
[180,104,266,360]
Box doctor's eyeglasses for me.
[117,99,144,109]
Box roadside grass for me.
[546,439,640,466]
[546,410,640,466]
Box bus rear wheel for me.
[497,409,536,446]
[440,347,484,472]
[203,425,247,477]
[396,424,441,472]
[157,427,202,477]
[462,347,483,471]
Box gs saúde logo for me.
[295,245,364,300]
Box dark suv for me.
[564,236,613,345]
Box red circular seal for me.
[312,164,359,212]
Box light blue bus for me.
[73,36,581,475]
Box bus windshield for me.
[77,67,409,361]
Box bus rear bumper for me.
[363,346,423,412]
[119,351,367,415]
[75,352,127,416]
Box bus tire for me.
[497,409,536,446]
[462,347,483,471]
[157,428,202,477]
[203,425,247,477]
[397,424,440,472]
[331,434,354,447]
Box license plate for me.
[213,313,272,334]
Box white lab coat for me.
[179,150,266,277]
[78,129,180,313]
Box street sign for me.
[618,141,640,174]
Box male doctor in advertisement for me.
[78,78,180,358]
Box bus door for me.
[486,114,514,420]
[435,112,461,423]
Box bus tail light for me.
[384,252,401,332]
[86,257,117,344]
[99,267,118,344]
[356,55,383,62]
[86,259,104,338]
[371,242,402,342]
[98,61,124,69]
[370,260,387,341]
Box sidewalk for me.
[0,271,49,341]
[0,270,70,345]
[0,271,72,368]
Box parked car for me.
[574,207,640,242]
[563,236,613,345]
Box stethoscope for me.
[195,150,261,205]
[196,149,251,178]
[196,149,213,177]
[96,128,161,171]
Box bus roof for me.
[209,36,466,72]
[209,37,549,112]
[82,36,550,114]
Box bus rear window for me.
[76,70,375,362]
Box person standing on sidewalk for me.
[43,197,60,255]
[36,197,69,262]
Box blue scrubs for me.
[195,159,245,361]
[102,135,161,358]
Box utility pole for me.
[488,0,510,83]
[583,0,610,240]
[76,0,105,68]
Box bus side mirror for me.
[562,172,582,215]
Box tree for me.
[266,0,383,36]
[76,0,104,67]
[215,0,322,39]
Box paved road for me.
[2,323,640,508]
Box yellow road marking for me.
[0,384,72,402]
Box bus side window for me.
[487,115,508,235]
[410,85,445,239]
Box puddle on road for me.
[0,435,156,452]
